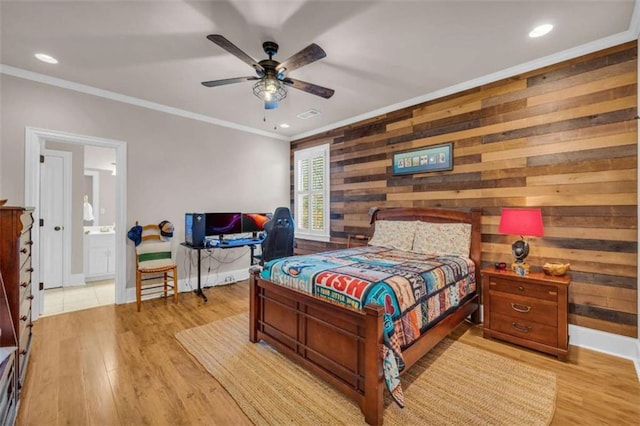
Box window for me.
[294,144,330,241]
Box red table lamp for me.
[498,208,544,274]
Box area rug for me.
[176,312,556,425]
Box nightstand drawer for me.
[490,312,558,347]
[488,277,557,301]
[490,292,557,326]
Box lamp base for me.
[511,261,530,276]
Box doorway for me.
[24,127,127,321]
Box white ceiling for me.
[1,1,638,141]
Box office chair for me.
[132,223,178,311]
[260,207,295,264]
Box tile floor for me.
[42,279,115,316]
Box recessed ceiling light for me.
[35,53,58,64]
[279,123,290,128]
[529,24,553,38]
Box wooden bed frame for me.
[249,207,482,425]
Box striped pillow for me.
[136,242,174,269]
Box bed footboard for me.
[249,267,385,425]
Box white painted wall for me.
[0,74,290,292]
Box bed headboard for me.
[371,207,482,277]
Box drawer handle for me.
[20,282,28,288]
[511,322,532,333]
[21,248,28,254]
[28,295,34,300]
[511,303,531,313]
[27,323,34,329]
[20,349,27,355]
[20,315,28,322]
[517,286,525,292]
[26,240,33,246]
[26,267,34,273]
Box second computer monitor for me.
[241,213,271,234]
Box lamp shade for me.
[498,208,544,237]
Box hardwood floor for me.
[17,281,640,425]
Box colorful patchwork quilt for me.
[260,246,477,407]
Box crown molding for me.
[0,64,289,141]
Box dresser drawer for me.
[19,231,32,269]
[18,272,31,304]
[488,277,557,301]
[18,333,32,386]
[19,319,32,358]
[18,263,33,297]
[490,312,558,347]
[489,292,557,326]
[18,299,31,339]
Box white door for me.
[40,149,70,289]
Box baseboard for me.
[569,324,640,380]
[177,267,251,294]
[635,340,640,380]
[123,267,251,304]
[65,273,86,286]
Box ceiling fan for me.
[201,34,335,110]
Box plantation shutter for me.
[294,144,330,240]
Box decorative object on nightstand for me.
[498,208,544,275]
[481,267,571,361]
[543,262,570,276]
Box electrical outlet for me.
[224,275,234,284]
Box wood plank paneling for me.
[291,41,638,337]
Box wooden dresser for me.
[481,267,571,360]
[0,206,35,411]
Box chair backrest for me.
[261,207,295,263]
[135,224,175,269]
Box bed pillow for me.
[368,220,418,251]
[412,222,472,257]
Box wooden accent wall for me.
[291,41,638,338]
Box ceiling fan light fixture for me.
[253,77,287,109]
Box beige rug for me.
[176,312,556,425]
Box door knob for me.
[54,226,62,231]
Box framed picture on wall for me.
[392,142,453,175]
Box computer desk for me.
[181,237,263,302]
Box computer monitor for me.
[205,212,242,236]
[241,213,271,234]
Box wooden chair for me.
[134,223,178,311]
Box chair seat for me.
[139,264,176,274]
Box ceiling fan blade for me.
[276,43,326,73]
[201,76,259,87]
[207,34,264,73]
[282,78,335,99]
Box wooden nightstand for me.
[347,234,369,248]
[481,267,571,361]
